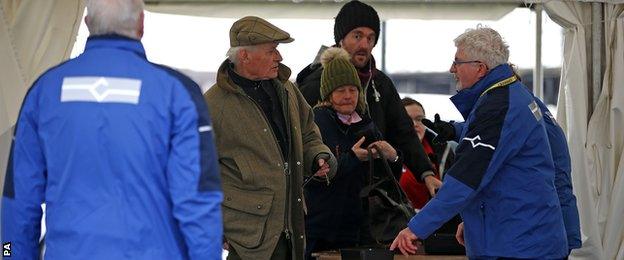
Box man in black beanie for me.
[332,0,380,68]
[296,0,441,245]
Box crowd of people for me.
[1,0,580,260]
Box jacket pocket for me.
[219,154,255,185]
[479,202,487,249]
[222,185,274,249]
[234,153,257,185]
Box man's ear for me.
[238,48,249,63]
[477,63,489,78]
[137,11,145,39]
[84,15,94,35]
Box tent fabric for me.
[544,2,624,260]
[0,0,85,207]
[143,0,624,5]
[543,3,597,259]
[145,2,517,20]
[585,4,624,260]
[578,0,624,3]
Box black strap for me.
[361,147,410,204]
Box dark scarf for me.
[227,62,289,159]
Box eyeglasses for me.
[452,60,482,67]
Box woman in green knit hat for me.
[304,47,401,259]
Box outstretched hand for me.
[423,114,456,144]
[390,227,419,256]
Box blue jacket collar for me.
[85,34,146,59]
[450,64,514,119]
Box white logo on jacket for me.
[61,76,141,104]
[528,101,543,121]
[198,125,212,132]
[462,135,496,151]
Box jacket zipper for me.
[480,202,486,247]
[237,85,295,256]
[278,88,296,260]
[284,161,291,244]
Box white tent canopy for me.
[0,1,622,259]
[144,0,519,20]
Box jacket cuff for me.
[311,152,337,180]
[419,170,435,181]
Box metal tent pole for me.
[381,20,387,73]
[534,3,544,99]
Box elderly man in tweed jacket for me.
[204,16,337,260]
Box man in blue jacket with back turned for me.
[534,97,582,254]
[1,0,222,259]
[391,26,569,259]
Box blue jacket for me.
[452,92,582,252]
[535,98,582,251]
[2,35,223,260]
[408,64,567,259]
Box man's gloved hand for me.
[422,114,456,144]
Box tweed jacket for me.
[204,60,336,260]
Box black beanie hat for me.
[334,0,380,45]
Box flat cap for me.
[229,16,294,47]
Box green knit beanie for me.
[320,47,366,112]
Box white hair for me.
[85,0,144,39]
[226,46,256,66]
[454,25,509,69]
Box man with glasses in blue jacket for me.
[391,26,570,259]
[1,0,223,259]
[422,71,582,258]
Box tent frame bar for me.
[534,3,543,99]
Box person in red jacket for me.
[399,97,455,209]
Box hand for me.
[352,137,369,161]
[423,114,456,144]
[421,117,435,130]
[424,175,442,197]
[367,141,397,161]
[455,222,465,246]
[223,241,230,250]
[313,158,330,178]
[390,227,419,256]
